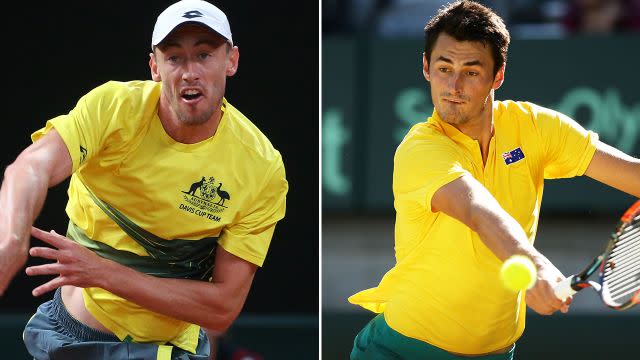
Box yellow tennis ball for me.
[500,255,537,291]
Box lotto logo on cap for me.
[152,0,233,49]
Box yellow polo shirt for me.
[32,80,288,352]
[349,100,598,354]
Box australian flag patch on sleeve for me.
[502,147,525,165]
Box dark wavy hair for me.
[424,1,510,76]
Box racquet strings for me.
[603,211,640,304]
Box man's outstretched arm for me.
[432,175,570,315]
[0,130,72,295]
[27,227,257,333]
[584,141,640,198]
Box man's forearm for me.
[1,162,50,247]
[1,131,72,247]
[432,175,543,264]
[471,204,545,263]
[0,131,72,294]
[97,258,242,332]
[585,142,640,198]
[0,161,51,295]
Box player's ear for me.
[150,51,162,82]
[226,45,239,77]
[492,62,505,90]
[423,53,430,82]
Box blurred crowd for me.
[323,0,640,38]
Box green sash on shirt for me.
[66,183,217,281]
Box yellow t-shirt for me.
[349,100,598,354]
[32,80,288,352]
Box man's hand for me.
[0,232,29,296]
[525,257,573,315]
[25,226,108,296]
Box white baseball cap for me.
[151,0,233,50]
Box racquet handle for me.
[553,275,577,300]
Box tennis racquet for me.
[553,199,640,311]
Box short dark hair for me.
[424,1,510,76]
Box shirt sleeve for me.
[393,138,471,213]
[31,82,126,173]
[218,153,288,267]
[532,104,599,179]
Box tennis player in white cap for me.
[0,1,288,359]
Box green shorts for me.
[351,314,515,360]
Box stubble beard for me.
[438,92,492,126]
[175,106,216,126]
[170,91,222,126]
[440,107,469,125]
[438,100,472,126]
[436,91,470,125]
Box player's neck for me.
[454,102,495,164]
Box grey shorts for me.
[23,289,210,360]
